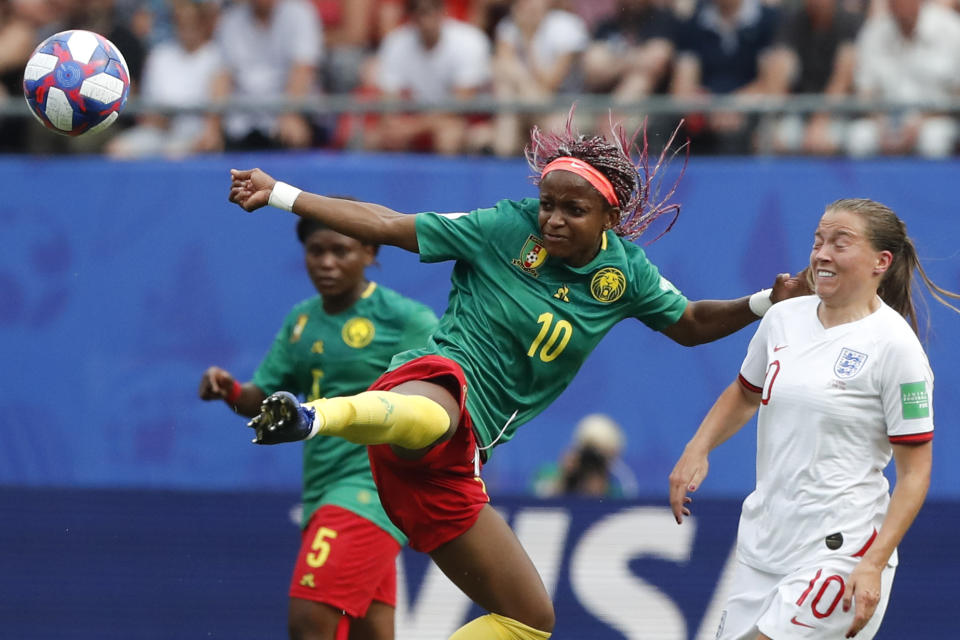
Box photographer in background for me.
[533,413,639,499]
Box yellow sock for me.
[304,391,450,450]
[448,614,551,640]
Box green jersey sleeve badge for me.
[659,276,680,294]
[900,382,930,419]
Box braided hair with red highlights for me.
[525,108,688,243]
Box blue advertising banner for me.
[0,489,952,639]
[1,153,959,498]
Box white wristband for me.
[267,181,302,212]
[749,288,774,317]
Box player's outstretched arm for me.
[661,270,811,346]
[228,168,420,252]
[198,366,267,418]
[669,380,760,524]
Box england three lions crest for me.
[834,348,868,379]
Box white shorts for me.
[716,555,895,640]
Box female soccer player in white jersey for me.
[670,198,960,640]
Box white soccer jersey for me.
[736,295,933,574]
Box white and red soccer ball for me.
[22,30,130,137]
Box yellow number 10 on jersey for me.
[527,312,573,362]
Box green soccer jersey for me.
[253,282,438,543]
[391,198,688,457]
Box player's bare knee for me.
[505,597,555,634]
[531,600,556,633]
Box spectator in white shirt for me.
[195,0,324,151]
[364,0,492,155]
[847,0,960,157]
[106,0,222,159]
[487,0,589,156]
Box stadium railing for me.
[5,93,960,118]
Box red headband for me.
[541,157,619,207]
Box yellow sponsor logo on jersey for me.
[291,314,309,343]
[311,340,324,354]
[299,573,316,588]
[342,317,375,348]
[590,268,626,303]
[553,285,570,302]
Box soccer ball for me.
[22,30,130,137]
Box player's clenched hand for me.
[198,366,235,400]
[843,560,882,637]
[669,445,709,524]
[229,168,276,212]
[771,268,814,303]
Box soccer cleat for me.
[247,391,316,444]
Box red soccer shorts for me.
[366,355,490,553]
[288,504,401,617]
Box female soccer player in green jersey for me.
[198,217,438,640]
[227,116,808,640]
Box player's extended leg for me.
[248,383,457,450]
[288,601,394,640]
[431,504,554,639]
[287,598,345,640]
[348,601,394,640]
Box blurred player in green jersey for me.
[226,113,808,640]
[198,217,438,640]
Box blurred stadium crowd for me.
[2,0,960,157]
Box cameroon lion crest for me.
[590,268,626,303]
